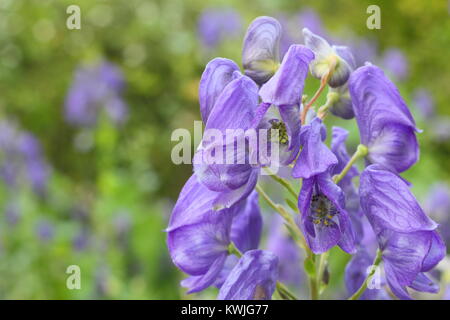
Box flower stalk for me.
[333,144,368,184]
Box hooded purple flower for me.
[168,177,262,293]
[254,44,313,166]
[65,61,128,127]
[360,165,446,299]
[197,8,242,49]
[292,118,356,254]
[218,250,278,300]
[242,16,282,85]
[349,63,419,173]
[302,28,356,88]
[167,175,236,293]
[194,74,260,210]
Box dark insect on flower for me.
[309,193,339,228]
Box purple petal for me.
[218,250,278,300]
[199,58,240,123]
[292,118,338,179]
[360,165,437,233]
[259,44,314,106]
[242,16,282,85]
[349,63,418,173]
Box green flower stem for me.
[263,167,298,201]
[348,249,383,300]
[227,241,243,257]
[333,144,368,184]
[316,251,329,296]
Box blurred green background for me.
[0,0,449,299]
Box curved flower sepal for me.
[297,173,356,254]
[302,28,355,88]
[199,58,241,123]
[360,165,437,234]
[167,207,234,293]
[218,250,278,300]
[242,16,282,85]
[349,63,419,173]
[259,44,314,106]
[292,117,338,179]
[380,229,445,299]
[194,74,259,208]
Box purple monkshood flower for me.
[167,176,262,294]
[293,118,356,254]
[267,216,302,286]
[197,8,242,49]
[349,63,419,174]
[218,250,278,300]
[242,16,282,85]
[381,48,409,82]
[413,89,435,119]
[360,165,446,299]
[302,28,356,88]
[194,73,260,210]
[73,228,89,251]
[65,61,128,127]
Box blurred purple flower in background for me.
[65,61,128,127]
[5,201,21,226]
[413,89,435,119]
[18,133,50,196]
[0,121,50,196]
[197,8,242,49]
[425,183,450,246]
[381,48,409,81]
[297,8,326,39]
[36,220,55,242]
[267,216,302,287]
